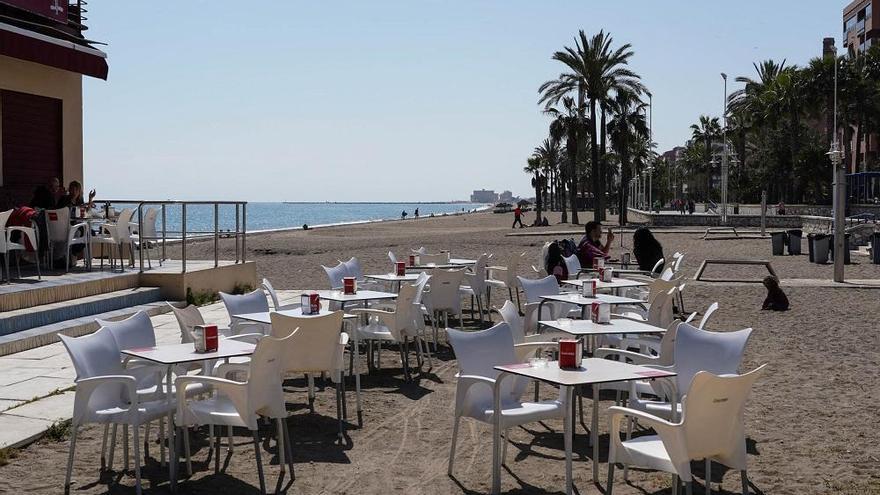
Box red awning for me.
[0,22,107,79]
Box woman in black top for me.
[632,227,665,272]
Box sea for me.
[112,202,489,235]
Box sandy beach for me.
[2,210,879,494]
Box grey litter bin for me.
[872,232,880,265]
[830,234,852,265]
[807,233,816,262]
[813,234,830,264]
[771,232,787,256]
[786,229,802,255]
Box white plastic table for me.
[538,318,666,353]
[537,293,647,321]
[405,263,465,271]
[492,359,675,495]
[363,273,420,292]
[448,258,477,265]
[122,340,256,491]
[561,277,648,291]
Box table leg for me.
[564,385,574,495]
[166,365,177,492]
[592,383,600,482]
[492,373,507,494]
[353,323,363,427]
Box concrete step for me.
[0,270,140,312]
[0,296,172,356]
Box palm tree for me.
[532,137,562,223]
[539,30,642,222]
[524,155,544,223]
[608,90,648,224]
[546,97,584,223]
[690,115,722,200]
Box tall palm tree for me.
[690,115,722,200]
[532,137,562,223]
[539,30,642,222]
[546,97,584,223]
[608,90,648,224]
[524,155,544,223]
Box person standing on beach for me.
[414,208,419,218]
[401,210,408,219]
[512,205,523,228]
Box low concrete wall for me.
[139,261,258,301]
[628,209,802,228]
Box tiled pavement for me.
[0,290,301,449]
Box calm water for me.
[113,202,487,235]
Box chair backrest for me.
[60,327,131,421]
[659,267,675,281]
[650,258,665,275]
[517,275,559,304]
[673,322,753,399]
[270,311,344,373]
[322,262,348,289]
[220,289,270,322]
[261,278,282,310]
[655,319,682,367]
[412,271,429,305]
[0,209,12,229]
[412,246,427,255]
[393,282,419,335]
[502,252,525,285]
[420,253,449,264]
[140,207,159,239]
[45,207,71,243]
[341,256,363,280]
[562,254,581,279]
[468,253,489,292]
[646,278,677,305]
[388,251,397,265]
[498,300,525,343]
[447,323,528,411]
[167,303,206,343]
[672,253,686,273]
[699,302,719,330]
[115,208,135,243]
[244,334,287,421]
[681,365,765,467]
[423,268,466,312]
[96,311,156,352]
[645,286,678,327]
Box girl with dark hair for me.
[632,227,665,272]
[576,220,614,268]
[545,242,569,284]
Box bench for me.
[694,259,778,283]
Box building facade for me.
[470,189,497,203]
[843,0,878,172]
[0,0,108,208]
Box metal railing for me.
[95,200,247,273]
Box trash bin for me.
[770,231,787,256]
[813,234,830,264]
[733,204,740,215]
[829,233,852,264]
[807,233,816,262]
[872,232,880,265]
[786,229,802,255]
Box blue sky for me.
[83,1,843,202]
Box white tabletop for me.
[363,273,420,282]
[495,358,675,387]
[540,293,646,306]
[538,318,666,336]
[448,258,477,265]
[405,264,464,270]
[579,267,652,276]
[234,308,358,324]
[316,289,398,303]
[562,278,649,290]
[122,339,255,365]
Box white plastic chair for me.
[422,268,466,342]
[220,289,271,335]
[497,300,568,352]
[460,253,489,324]
[322,262,348,289]
[486,252,526,310]
[607,366,766,495]
[261,278,300,311]
[60,327,174,495]
[562,254,581,280]
[130,207,160,269]
[419,252,449,264]
[92,207,133,272]
[0,209,42,282]
[411,246,427,255]
[270,311,350,440]
[176,335,293,493]
[388,251,397,264]
[353,282,429,381]
[166,303,233,343]
[517,275,577,327]
[698,302,719,330]
[446,322,567,477]
[46,207,90,272]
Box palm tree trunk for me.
[600,106,608,222]
[590,99,601,222]
[559,170,568,223]
[619,135,630,225]
[568,131,579,224]
[534,172,543,223]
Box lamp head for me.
[721,72,728,80]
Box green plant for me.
[43,419,71,442]
[231,282,254,295]
[186,287,219,307]
[0,447,18,467]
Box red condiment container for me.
[395,261,406,276]
[558,339,583,369]
[309,292,321,314]
[590,301,610,323]
[409,254,416,266]
[203,324,218,352]
[582,279,597,298]
[343,276,357,294]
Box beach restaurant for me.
[0,0,108,207]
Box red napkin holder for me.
[409,254,416,266]
[558,339,583,369]
[343,277,357,294]
[396,261,406,276]
[590,301,610,323]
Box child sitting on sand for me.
[761,275,789,311]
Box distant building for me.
[0,1,108,206]
[498,190,514,202]
[470,189,498,203]
[843,0,879,171]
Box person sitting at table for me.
[576,220,613,268]
[30,177,65,209]
[58,181,96,209]
[545,242,568,284]
[632,227,665,272]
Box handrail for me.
[92,199,248,274]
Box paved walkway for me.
[0,291,300,449]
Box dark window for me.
[1,90,63,204]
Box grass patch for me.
[2,387,71,413]
[42,419,72,442]
[0,447,18,467]
[186,287,219,307]
[231,282,254,295]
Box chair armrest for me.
[349,308,395,317]
[339,332,350,346]
[224,333,263,344]
[514,342,557,362]
[215,362,251,379]
[175,375,248,424]
[73,375,139,422]
[608,405,678,431]
[594,347,658,365]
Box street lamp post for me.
[721,72,729,224]
[648,92,653,212]
[828,46,846,283]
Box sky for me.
[82,1,844,202]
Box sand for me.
[2,210,879,494]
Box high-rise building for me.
[470,189,498,203]
[843,0,877,54]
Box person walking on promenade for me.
[512,205,524,228]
